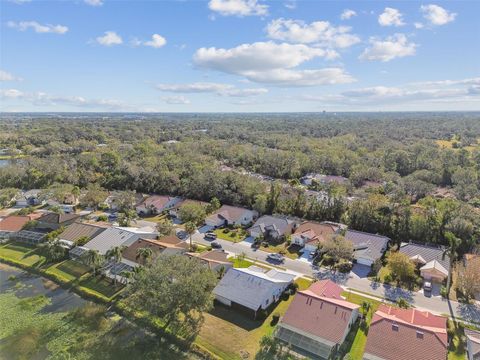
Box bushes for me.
[270,312,280,326]
[335,260,353,273]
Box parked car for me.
[267,253,285,262]
[211,241,222,249]
[423,281,432,293]
[176,230,188,240]
[205,232,217,240]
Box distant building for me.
[136,195,182,216]
[291,221,342,252]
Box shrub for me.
[335,261,353,273]
[270,312,280,325]
[97,215,108,222]
[8,275,16,281]
[222,228,229,234]
[396,298,410,309]
[383,273,393,284]
[440,286,448,298]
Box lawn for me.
[140,213,167,223]
[214,228,247,243]
[448,321,467,360]
[78,275,124,300]
[260,242,304,260]
[229,257,255,268]
[45,259,90,282]
[0,242,46,267]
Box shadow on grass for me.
[208,304,262,331]
[79,275,124,299]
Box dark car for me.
[176,230,188,240]
[267,253,285,262]
[211,241,222,249]
[204,232,217,240]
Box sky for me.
[0,0,479,112]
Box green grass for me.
[140,213,167,222]
[0,242,46,267]
[79,275,125,300]
[295,277,313,291]
[214,228,247,243]
[229,257,255,268]
[448,321,467,360]
[260,242,303,260]
[45,259,90,282]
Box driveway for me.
[350,264,371,279]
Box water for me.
[0,160,9,168]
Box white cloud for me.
[145,34,166,48]
[421,4,456,26]
[7,21,68,34]
[162,96,190,105]
[266,18,360,48]
[241,68,355,86]
[378,7,405,27]
[208,0,268,17]
[96,31,123,46]
[340,9,357,20]
[414,22,424,29]
[84,0,103,6]
[359,34,416,62]
[156,82,268,97]
[0,89,24,98]
[284,1,296,10]
[0,70,20,82]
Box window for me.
[416,331,424,339]
[392,324,399,332]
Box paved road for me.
[192,231,480,324]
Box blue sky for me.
[1,0,479,112]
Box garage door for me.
[357,258,373,266]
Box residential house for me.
[57,222,107,249]
[276,280,359,359]
[205,205,258,227]
[399,243,450,283]
[72,226,157,258]
[136,195,182,216]
[291,221,342,252]
[37,212,82,230]
[363,305,448,360]
[301,173,349,187]
[15,229,49,245]
[122,236,188,265]
[15,189,43,207]
[465,328,480,360]
[103,191,144,211]
[213,266,295,319]
[46,199,76,214]
[248,215,295,241]
[169,199,209,219]
[0,215,32,241]
[463,254,480,301]
[345,230,390,267]
[186,249,232,272]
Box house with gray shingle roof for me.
[248,215,295,240]
[345,230,390,267]
[466,328,480,360]
[399,243,449,282]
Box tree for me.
[360,301,371,322]
[253,194,268,215]
[115,191,136,212]
[127,254,218,337]
[444,231,460,294]
[41,240,67,262]
[456,256,480,301]
[156,219,174,237]
[207,197,220,214]
[178,202,206,226]
[105,246,127,285]
[322,234,353,267]
[136,247,154,265]
[75,235,90,246]
[184,221,197,251]
[118,209,137,227]
[388,252,416,284]
[0,187,18,208]
[81,249,104,277]
[80,183,108,209]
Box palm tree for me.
[119,270,133,285]
[105,245,127,285]
[82,249,103,277]
[132,265,145,280]
[184,221,197,251]
[136,247,154,265]
[360,301,371,322]
[444,231,460,295]
[42,240,66,262]
[118,209,138,227]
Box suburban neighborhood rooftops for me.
[122,237,185,265]
[364,304,447,360]
[59,222,106,243]
[206,205,255,223]
[138,195,179,210]
[84,226,157,255]
[0,215,31,232]
[279,281,359,345]
[399,243,449,272]
[307,279,344,299]
[38,212,81,224]
[213,266,295,311]
[186,249,231,268]
[345,229,390,262]
[249,215,293,236]
[293,221,340,245]
[465,328,480,360]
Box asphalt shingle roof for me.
[399,243,449,271]
[345,230,390,262]
[59,222,106,243]
[84,227,157,255]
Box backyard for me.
[45,259,91,282]
[0,242,46,267]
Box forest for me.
[0,112,479,257]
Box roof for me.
[399,243,449,272]
[59,222,106,243]
[279,282,359,345]
[465,329,480,360]
[0,216,31,232]
[293,221,339,246]
[249,215,293,236]
[213,266,295,311]
[84,226,157,255]
[139,195,178,210]
[345,230,390,262]
[308,280,344,299]
[187,249,231,268]
[364,304,448,360]
[207,205,255,223]
[38,212,81,225]
[14,230,47,242]
[122,237,186,265]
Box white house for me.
[136,195,182,216]
[213,266,295,319]
[205,205,257,227]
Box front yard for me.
[214,227,247,243]
[260,242,304,260]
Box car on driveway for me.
[205,232,217,240]
[423,281,432,295]
[211,241,222,249]
[176,230,188,240]
[267,253,285,263]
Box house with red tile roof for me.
[275,280,359,359]
[135,195,182,216]
[0,215,32,240]
[363,304,448,360]
[205,205,257,227]
[291,221,342,252]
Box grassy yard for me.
[214,228,247,243]
[0,242,46,267]
[260,242,304,260]
[78,275,125,300]
[229,257,255,268]
[140,213,167,223]
[45,259,90,282]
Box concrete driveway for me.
[351,264,371,279]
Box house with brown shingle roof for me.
[275,280,359,359]
[291,221,342,252]
[363,304,448,360]
[205,205,258,227]
[136,195,182,216]
[0,215,32,240]
[37,212,82,230]
[186,249,232,272]
[122,236,188,266]
[58,222,107,248]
